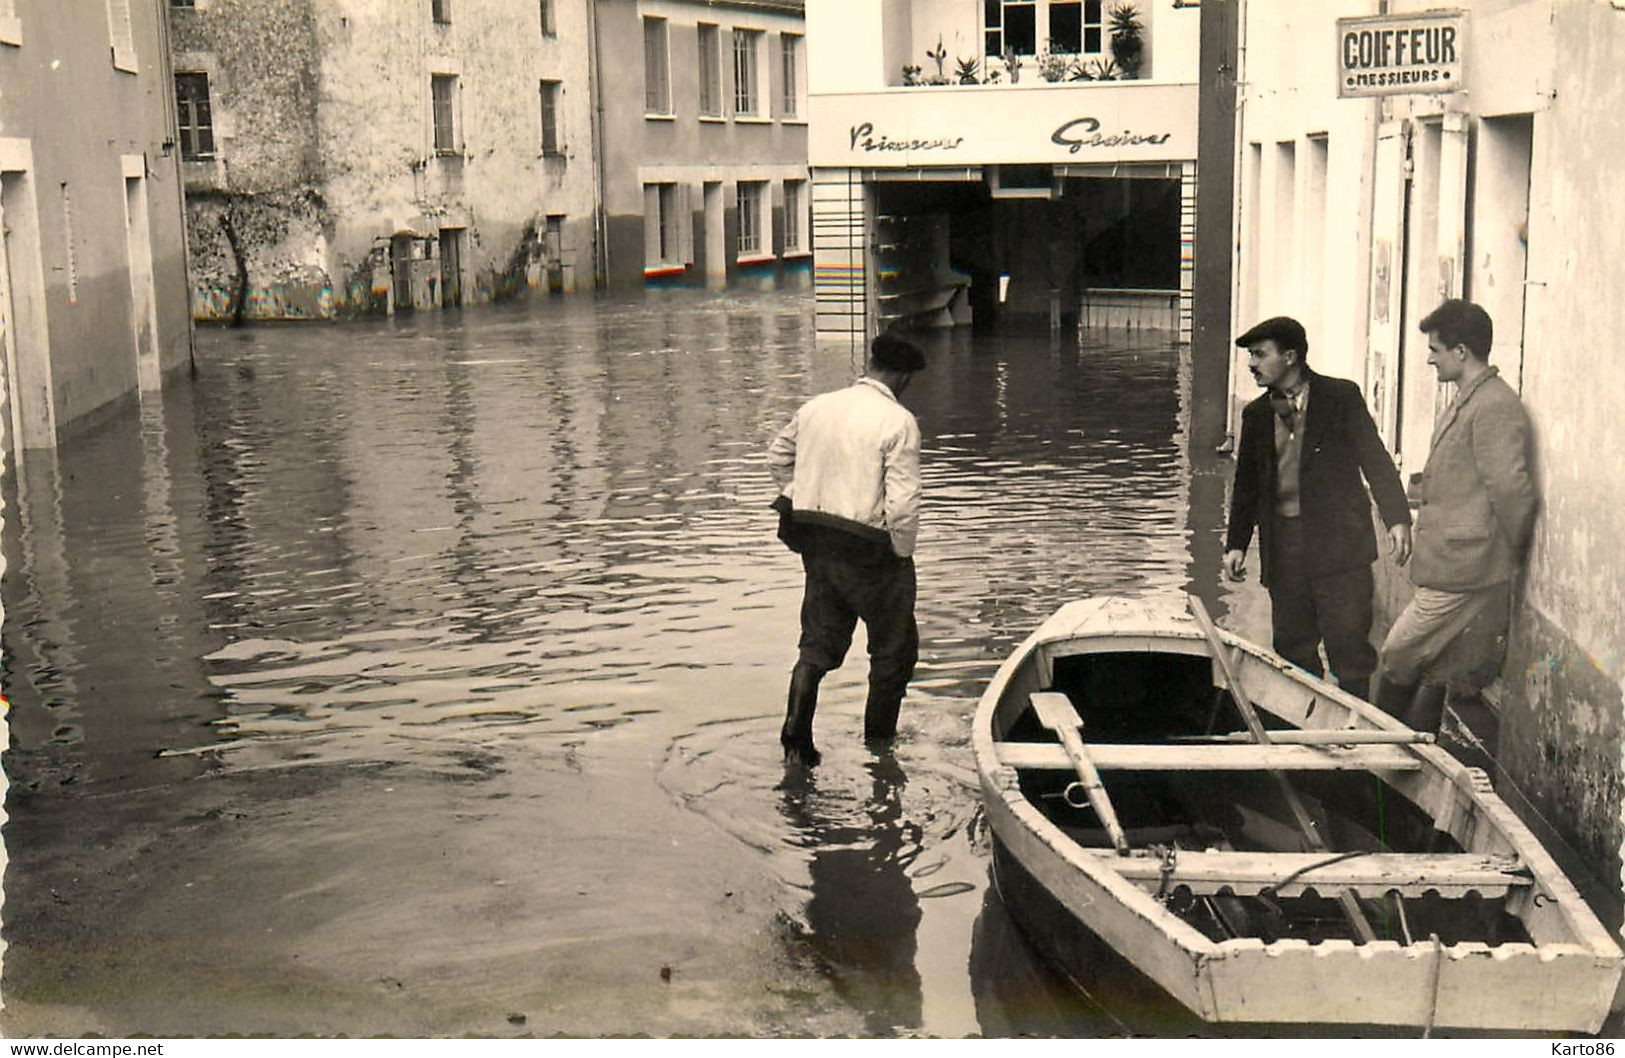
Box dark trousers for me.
[1267,516,1376,696]
[797,549,918,706]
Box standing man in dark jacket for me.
[1224,316,1412,701]
[1373,299,1537,730]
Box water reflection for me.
[778,752,924,1035]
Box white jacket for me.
[767,378,922,558]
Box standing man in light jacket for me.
[767,334,925,766]
[1373,299,1537,731]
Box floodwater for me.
[1,290,1235,1037]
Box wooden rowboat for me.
[972,593,1623,1033]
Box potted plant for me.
[901,63,922,85]
[1037,41,1073,83]
[1109,2,1144,79]
[925,37,950,84]
[1001,45,1023,84]
[1087,57,1121,81]
[955,55,981,84]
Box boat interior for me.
[994,644,1537,947]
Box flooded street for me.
[2,290,1235,1037]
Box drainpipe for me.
[588,0,609,289]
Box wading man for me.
[1224,316,1411,701]
[1373,299,1536,730]
[767,334,925,766]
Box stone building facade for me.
[170,0,598,320]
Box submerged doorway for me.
[439,228,464,308]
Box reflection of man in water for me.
[778,754,923,1033]
[767,334,926,765]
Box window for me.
[171,0,196,7]
[431,74,458,154]
[539,79,561,154]
[645,183,688,268]
[431,0,450,24]
[538,0,555,37]
[697,23,721,117]
[732,29,760,116]
[736,180,765,256]
[107,0,137,71]
[175,72,215,159]
[985,0,1102,57]
[643,17,670,114]
[545,215,564,263]
[779,33,800,118]
[783,180,806,254]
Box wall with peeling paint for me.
[170,0,599,320]
[598,0,808,288]
[0,0,193,444]
[1497,1,1625,891]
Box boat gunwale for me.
[971,598,1624,965]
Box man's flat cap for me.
[871,333,927,372]
[1235,316,1308,355]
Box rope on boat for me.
[1258,849,1374,898]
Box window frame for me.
[697,22,722,118]
[779,32,800,119]
[431,73,459,155]
[731,28,761,118]
[783,179,807,255]
[175,71,215,160]
[643,16,671,116]
[736,180,766,257]
[985,0,1103,59]
[539,79,562,155]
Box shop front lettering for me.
[1051,117,1173,153]
[1342,24,1457,71]
[848,122,964,153]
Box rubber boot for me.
[863,689,902,742]
[1404,683,1449,734]
[780,662,823,766]
[1370,674,1418,722]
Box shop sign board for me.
[808,82,1197,167]
[1336,10,1466,98]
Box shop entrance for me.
[869,166,1183,336]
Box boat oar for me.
[1030,692,1131,856]
[1186,595,1379,944]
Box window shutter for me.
[107,0,137,70]
[680,182,695,264]
[644,184,661,265]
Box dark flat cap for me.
[870,333,927,372]
[1236,316,1308,356]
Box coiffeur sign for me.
[1336,10,1465,98]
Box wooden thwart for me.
[1030,692,1130,856]
[997,742,1423,772]
[1098,850,1531,898]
